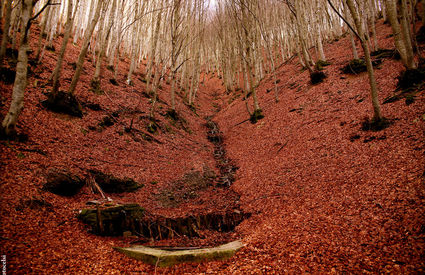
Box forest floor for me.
[1,20,424,273]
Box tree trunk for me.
[68,0,103,94]
[0,0,13,65]
[10,3,22,53]
[50,0,76,93]
[35,5,51,61]
[384,0,416,69]
[126,0,140,85]
[346,0,383,121]
[343,0,359,59]
[93,0,117,84]
[368,0,379,51]
[146,1,163,89]
[1,0,34,136]
[400,0,415,68]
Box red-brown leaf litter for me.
[1,20,424,273]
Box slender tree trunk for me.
[400,0,415,68]
[316,25,326,61]
[126,0,140,85]
[346,0,383,121]
[50,0,76,93]
[68,0,103,94]
[1,0,34,136]
[343,0,359,59]
[93,0,117,84]
[146,1,163,89]
[0,0,13,64]
[384,0,416,69]
[10,3,22,52]
[35,5,51,61]
[369,0,379,51]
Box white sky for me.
[208,0,217,9]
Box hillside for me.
[1,18,424,274]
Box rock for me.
[78,204,145,236]
[341,59,367,74]
[310,70,327,84]
[396,68,425,90]
[42,91,83,118]
[43,169,85,196]
[250,109,264,124]
[114,240,244,267]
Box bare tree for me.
[384,0,416,69]
[344,0,383,122]
[0,0,13,64]
[1,0,52,136]
[50,0,78,93]
[68,0,104,94]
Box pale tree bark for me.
[255,0,279,101]
[93,0,117,86]
[106,1,121,69]
[50,0,77,93]
[384,0,416,69]
[240,0,261,116]
[108,0,126,79]
[1,0,36,136]
[399,0,415,66]
[345,0,383,122]
[10,3,22,53]
[169,0,185,111]
[68,0,104,94]
[146,0,164,89]
[188,0,205,105]
[126,0,140,85]
[0,0,13,64]
[149,56,167,120]
[312,0,326,61]
[368,0,379,51]
[286,0,314,72]
[35,5,51,61]
[343,0,359,59]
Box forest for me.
[0,0,424,273]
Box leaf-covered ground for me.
[1,20,424,273]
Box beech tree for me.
[342,0,359,59]
[343,0,383,122]
[68,0,104,95]
[169,0,186,111]
[92,0,118,89]
[1,0,52,136]
[34,4,51,61]
[0,0,12,64]
[384,0,416,69]
[50,0,78,93]
[1,0,394,135]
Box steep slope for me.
[212,21,425,273]
[0,20,424,273]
